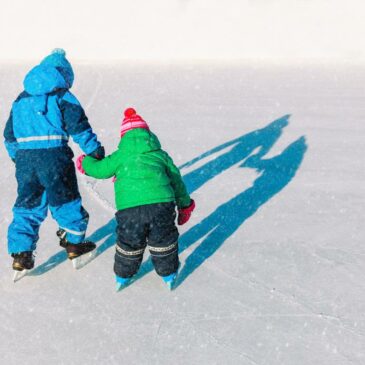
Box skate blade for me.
[72,250,97,270]
[116,282,125,292]
[163,273,178,291]
[115,280,131,292]
[165,280,176,291]
[13,269,29,282]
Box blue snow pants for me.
[8,146,89,254]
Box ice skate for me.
[12,251,35,282]
[57,229,96,269]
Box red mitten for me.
[76,154,86,174]
[178,199,195,225]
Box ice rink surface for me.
[0,62,364,364]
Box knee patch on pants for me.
[114,242,146,278]
[148,241,178,257]
[116,244,145,260]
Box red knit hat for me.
[120,107,149,137]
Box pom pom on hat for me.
[124,108,136,118]
[120,107,149,137]
[52,48,66,56]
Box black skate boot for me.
[56,229,96,261]
[57,229,68,248]
[65,241,96,260]
[12,251,35,271]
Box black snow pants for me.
[114,202,179,278]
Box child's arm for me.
[82,151,119,179]
[164,153,191,208]
[59,91,104,158]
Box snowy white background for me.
[1,0,365,63]
[1,1,365,365]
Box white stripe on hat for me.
[120,121,149,136]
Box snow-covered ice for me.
[0,62,364,364]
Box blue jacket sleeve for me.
[59,91,101,155]
[3,110,18,159]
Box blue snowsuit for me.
[3,50,102,254]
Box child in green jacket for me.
[78,108,195,290]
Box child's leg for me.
[8,157,48,254]
[39,147,88,243]
[148,202,179,277]
[114,208,148,278]
[49,199,89,243]
[8,192,48,254]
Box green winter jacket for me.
[82,128,191,211]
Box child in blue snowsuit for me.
[3,49,104,271]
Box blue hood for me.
[23,49,74,96]
[41,49,74,87]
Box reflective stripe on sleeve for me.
[16,135,69,143]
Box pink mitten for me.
[76,154,86,174]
